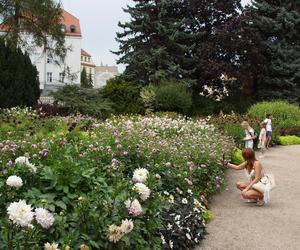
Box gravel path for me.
[197,145,300,250]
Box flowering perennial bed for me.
[0,108,235,249]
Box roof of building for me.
[61,10,82,37]
[96,65,119,74]
[81,49,91,57]
[0,9,82,37]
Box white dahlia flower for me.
[6,175,23,188]
[133,183,151,201]
[15,156,30,165]
[124,199,143,217]
[7,200,34,227]
[132,168,149,183]
[120,219,134,234]
[44,242,60,250]
[107,224,123,243]
[35,208,55,229]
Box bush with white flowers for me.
[0,108,234,249]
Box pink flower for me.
[187,161,194,171]
[155,173,161,179]
[185,178,193,186]
[176,187,183,194]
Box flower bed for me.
[0,108,235,249]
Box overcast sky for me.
[61,0,251,71]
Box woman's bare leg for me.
[242,189,263,200]
[236,182,249,191]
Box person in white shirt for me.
[264,113,272,149]
[241,121,256,149]
[258,122,267,158]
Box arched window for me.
[70,25,76,33]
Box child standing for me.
[264,113,273,149]
[241,121,256,149]
[258,122,267,158]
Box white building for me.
[95,64,119,88]
[1,10,82,96]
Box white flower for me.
[15,156,30,165]
[6,175,23,188]
[168,195,174,204]
[35,208,55,229]
[169,240,174,249]
[132,168,149,183]
[107,224,123,243]
[120,219,134,234]
[27,163,37,173]
[186,233,192,240]
[44,242,60,250]
[124,199,143,217]
[175,215,181,221]
[133,183,151,201]
[7,200,34,227]
[182,198,188,204]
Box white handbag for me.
[253,174,276,193]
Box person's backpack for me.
[247,129,259,147]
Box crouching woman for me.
[223,148,270,206]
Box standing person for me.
[258,122,267,158]
[241,121,256,149]
[264,113,272,149]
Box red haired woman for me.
[222,148,267,206]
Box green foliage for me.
[0,40,40,108]
[101,77,144,114]
[0,0,66,57]
[249,101,300,123]
[190,95,218,117]
[253,1,300,102]
[80,68,93,88]
[53,85,113,119]
[0,109,235,249]
[154,82,192,114]
[278,136,300,145]
[231,148,244,165]
[140,85,156,114]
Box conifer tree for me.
[0,40,40,108]
[253,0,300,102]
[114,0,198,86]
[81,68,92,88]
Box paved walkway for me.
[197,145,300,250]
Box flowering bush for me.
[0,108,234,249]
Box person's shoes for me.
[245,199,258,203]
[255,200,265,206]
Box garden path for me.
[197,145,300,250]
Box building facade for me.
[81,49,96,86]
[1,10,82,96]
[95,64,119,88]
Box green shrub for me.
[101,77,144,114]
[278,135,300,145]
[190,95,218,116]
[54,85,113,119]
[0,40,40,108]
[154,82,192,114]
[249,100,300,122]
[231,148,244,165]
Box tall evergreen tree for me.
[0,40,40,108]
[81,68,92,88]
[253,0,300,102]
[114,0,198,86]
[0,0,66,57]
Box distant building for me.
[0,10,82,96]
[95,64,119,88]
[81,49,96,86]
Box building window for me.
[84,57,87,62]
[59,73,64,83]
[61,25,66,32]
[47,72,53,83]
[81,56,83,61]
[70,25,76,33]
[60,56,65,64]
[88,57,91,62]
[47,54,53,64]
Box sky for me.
[61,0,251,72]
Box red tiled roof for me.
[61,10,81,37]
[81,49,91,57]
[0,9,82,37]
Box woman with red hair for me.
[222,148,267,206]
